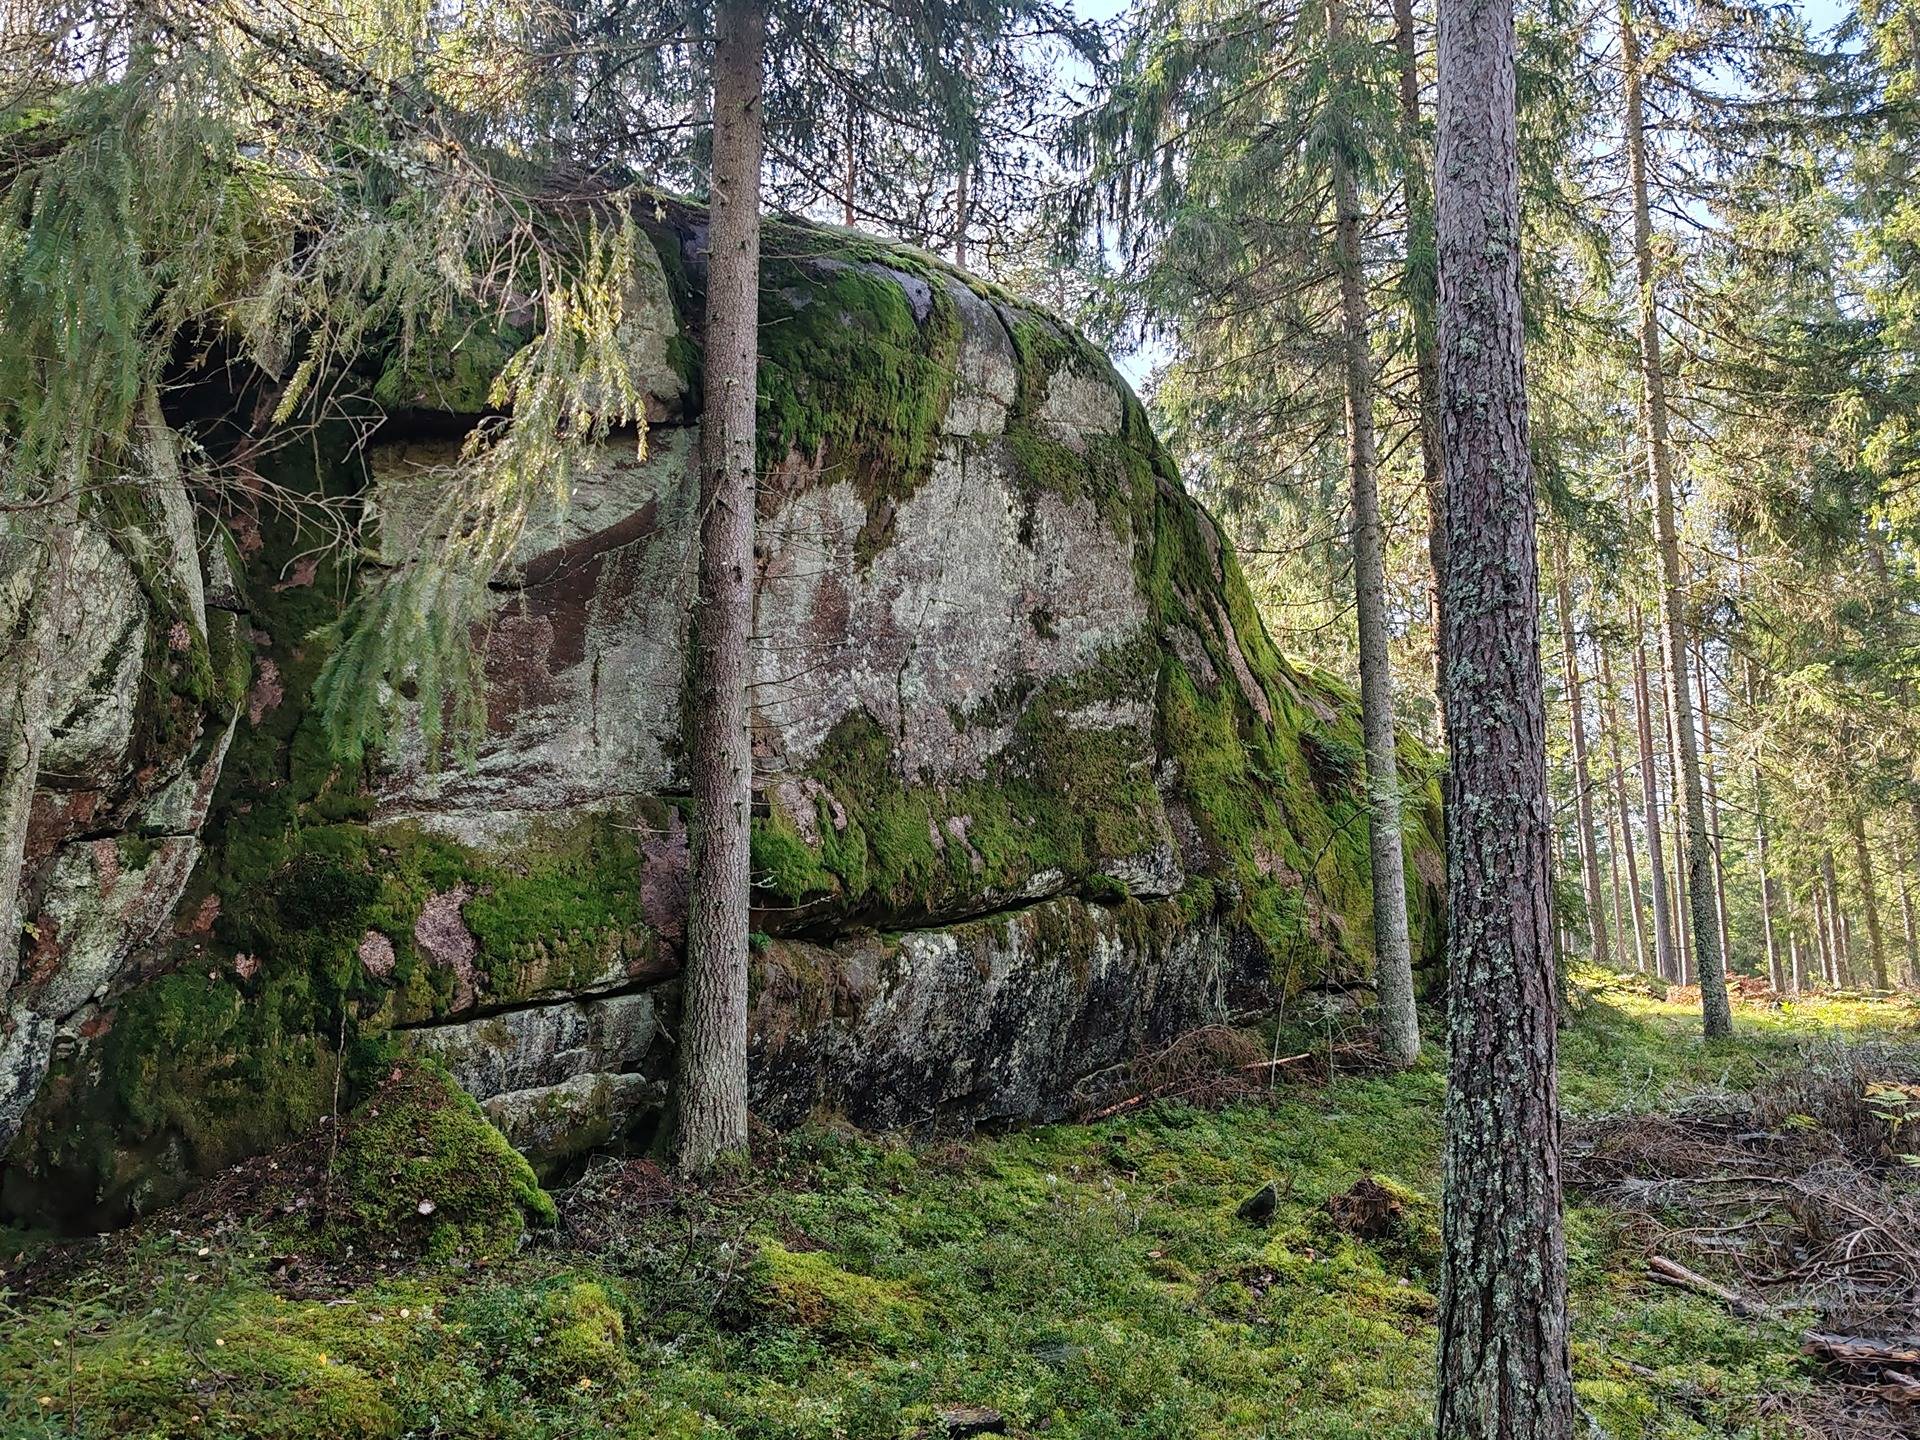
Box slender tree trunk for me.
[1330,0,1419,1069]
[1897,830,1919,989]
[675,0,766,1176]
[953,161,970,268]
[1391,0,1448,726]
[842,104,858,228]
[1653,652,1695,983]
[1693,639,1733,976]
[1741,658,1783,993]
[1821,847,1848,987]
[1600,643,1650,971]
[1619,0,1730,1036]
[1848,803,1890,990]
[1631,624,1675,981]
[1554,549,1609,966]
[1789,927,1804,995]
[1811,877,1833,986]
[1604,788,1631,970]
[1433,0,1572,1424]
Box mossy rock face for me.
[2,200,1441,1230]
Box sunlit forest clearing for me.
[5,0,1920,1435]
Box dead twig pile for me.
[1066,1024,1368,1121]
[1568,1043,1920,1438]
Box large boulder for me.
[0,208,1441,1230]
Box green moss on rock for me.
[332,1060,555,1260]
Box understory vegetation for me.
[3,979,1912,1440]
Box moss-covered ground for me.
[4,978,1913,1439]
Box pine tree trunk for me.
[1391,0,1448,725]
[843,105,858,228]
[1821,847,1848,987]
[1898,836,1918,989]
[1600,643,1650,971]
[1848,803,1890,990]
[1433,0,1572,1423]
[1605,794,1631,970]
[1619,0,1730,1036]
[675,0,766,1176]
[1631,625,1676,981]
[1554,549,1609,966]
[1654,653,1695,983]
[1693,640,1733,976]
[1811,877,1833,987]
[953,161,969,268]
[1741,658,1784,993]
[1330,0,1419,1069]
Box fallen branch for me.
[1804,1333,1920,1369]
[1239,1053,1314,1073]
[1648,1255,1765,1316]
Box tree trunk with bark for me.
[1742,658,1784,993]
[1693,639,1733,975]
[1330,0,1419,1069]
[1848,802,1890,990]
[1821,847,1849,987]
[1811,876,1833,986]
[1619,0,1730,1036]
[1600,642,1650,971]
[675,0,766,1176]
[1898,829,1919,989]
[953,161,970,268]
[1432,0,1573,1424]
[1554,549,1609,966]
[1390,0,1448,725]
[1631,624,1676,981]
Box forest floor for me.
[3,972,1918,1440]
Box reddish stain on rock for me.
[247,657,283,726]
[178,892,222,937]
[356,929,397,979]
[414,888,478,1011]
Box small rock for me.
[1236,1181,1278,1225]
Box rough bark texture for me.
[1433,0,1573,1423]
[1599,644,1649,971]
[1330,0,1419,1070]
[1553,552,1608,967]
[1849,802,1890,990]
[1631,628,1675,981]
[675,0,766,1175]
[1391,0,1448,727]
[1619,0,1730,1036]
